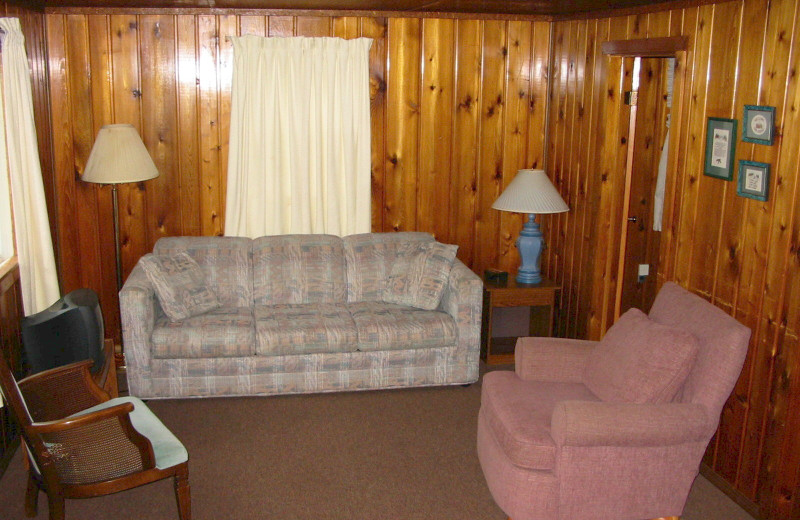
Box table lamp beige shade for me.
[492,169,569,214]
[82,124,160,290]
[492,169,568,284]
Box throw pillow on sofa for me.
[383,241,458,310]
[140,252,220,322]
[582,308,699,404]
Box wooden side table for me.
[481,276,560,365]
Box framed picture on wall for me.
[742,105,775,145]
[737,160,770,201]
[704,117,737,180]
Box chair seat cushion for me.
[255,303,358,355]
[71,396,188,470]
[582,308,700,403]
[480,371,599,470]
[152,307,255,358]
[348,302,457,351]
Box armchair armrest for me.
[30,402,157,482]
[515,337,597,383]
[19,360,110,421]
[438,259,483,357]
[119,263,159,396]
[551,400,709,447]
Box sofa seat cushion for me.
[348,302,457,352]
[151,307,255,359]
[480,371,600,470]
[254,304,358,355]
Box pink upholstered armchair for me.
[477,282,751,520]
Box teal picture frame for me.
[737,160,770,202]
[742,105,775,145]
[704,117,737,180]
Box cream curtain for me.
[224,36,373,238]
[0,18,60,315]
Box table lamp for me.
[82,124,160,291]
[492,169,569,284]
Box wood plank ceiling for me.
[42,0,707,18]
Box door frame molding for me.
[600,37,687,326]
[602,36,687,57]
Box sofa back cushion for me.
[343,232,434,302]
[582,308,699,404]
[153,237,252,308]
[139,252,220,321]
[252,235,346,305]
[383,241,458,310]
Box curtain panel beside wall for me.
[0,18,59,316]
[224,36,373,238]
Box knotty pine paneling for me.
[546,1,800,517]
[0,265,24,475]
[44,13,551,343]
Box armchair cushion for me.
[71,396,188,470]
[140,252,220,322]
[582,308,699,404]
[383,241,458,310]
[480,370,599,470]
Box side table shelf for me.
[481,276,560,365]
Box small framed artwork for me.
[704,117,737,180]
[743,105,775,145]
[737,160,770,201]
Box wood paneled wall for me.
[546,0,800,517]
[0,265,24,475]
[44,12,551,343]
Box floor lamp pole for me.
[110,185,127,369]
[111,185,123,292]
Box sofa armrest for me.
[515,337,597,383]
[438,260,483,358]
[119,263,158,396]
[551,400,709,447]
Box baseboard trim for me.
[699,463,761,519]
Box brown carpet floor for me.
[0,371,757,520]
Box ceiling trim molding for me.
[551,0,723,21]
[43,6,553,21]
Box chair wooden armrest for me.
[19,360,110,421]
[29,402,157,484]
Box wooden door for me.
[617,57,672,315]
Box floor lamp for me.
[82,124,160,291]
[492,169,569,285]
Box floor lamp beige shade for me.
[82,124,160,290]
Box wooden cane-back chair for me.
[0,354,190,520]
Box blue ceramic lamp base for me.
[515,214,544,285]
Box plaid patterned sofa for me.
[120,232,483,398]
